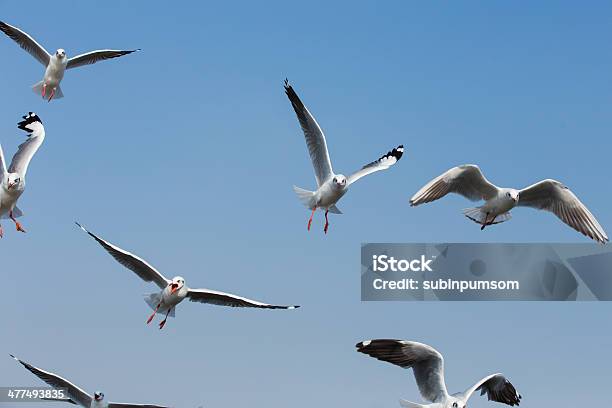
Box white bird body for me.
[285,80,404,233]
[0,112,45,238]
[0,21,139,101]
[410,164,608,242]
[77,224,299,329]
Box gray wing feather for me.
[0,21,50,66]
[8,134,44,176]
[348,145,404,185]
[284,80,334,186]
[410,164,499,206]
[459,373,521,406]
[518,179,608,243]
[10,355,92,408]
[0,144,6,182]
[76,223,170,289]
[67,49,139,69]
[356,340,448,402]
[187,288,299,309]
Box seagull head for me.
[55,49,66,59]
[505,189,520,204]
[332,175,347,189]
[6,173,21,191]
[448,399,466,408]
[169,276,185,294]
[93,392,104,401]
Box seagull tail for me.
[0,206,22,220]
[463,207,512,226]
[399,399,427,408]
[144,293,175,317]
[31,81,64,99]
[293,185,316,209]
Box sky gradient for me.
[1,1,611,407]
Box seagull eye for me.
[452,403,458,408]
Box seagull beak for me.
[170,283,179,294]
[6,182,13,190]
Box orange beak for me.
[170,283,179,294]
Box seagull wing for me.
[76,223,170,289]
[0,21,50,66]
[410,164,499,206]
[10,355,92,408]
[108,403,171,408]
[187,288,299,309]
[458,373,521,406]
[518,179,608,243]
[8,113,45,178]
[356,340,448,403]
[0,143,7,183]
[67,49,139,69]
[347,145,404,185]
[284,80,334,186]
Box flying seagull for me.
[284,80,403,233]
[0,112,45,238]
[0,20,139,101]
[10,354,170,408]
[356,339,522,408]
[76,223,299,329]
[409,164,608,243]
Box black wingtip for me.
[17,112,42,132]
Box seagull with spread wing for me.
[356,339,522,408]
[0,20,139,101]
[76,223,299,329]
[0,112,45,238]
[409,164,608,243]
[284,80,404,233]
[10,355,170,408]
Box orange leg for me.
[146,303,160,324]
[48,88,55,102]
[41,84,46,98]
[9,211,25,233]
[0,224,3,239]
[307,207,316,231]
[159,308,172,329]
[323,210,330,234]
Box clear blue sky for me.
[1,1,611,407]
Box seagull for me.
[409,164,608,243]
[76,223,300,329]
[284,80,404,233]
[0,112,45,238]
[10,354,170,408]
[356,339,522,408]
[0,20,139,101]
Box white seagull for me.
[356,339,522,408]
[284,80,404,233]
[409,164,608,243]
[0,20,139,101]
[10,354,170,408]
[0,112,45,238]
[76,223,300,329]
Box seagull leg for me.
[159,308,172,330]
[41,84,46,98]
[48,88,55,102]
[0,223,3,239]
[481,212,489,230]
[323,210,330,234]
[146,303,160,324]
[307,207,316,231]
[9,211,26,233]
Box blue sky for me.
[0,0,611,407]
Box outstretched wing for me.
[0,21,50,66]
[76,223,170,289]
[0,144,7,183]
[67,49,139,69]
[108,403,171,408]
[518,179,608,243]
[10,355,92,408]
[187,288,299,309]
[459,373,521,406]
[347,145,404,185]
[9,112,45,178]
[284,80,334,186]
[410,164,499,206]
[356,339,448,403]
